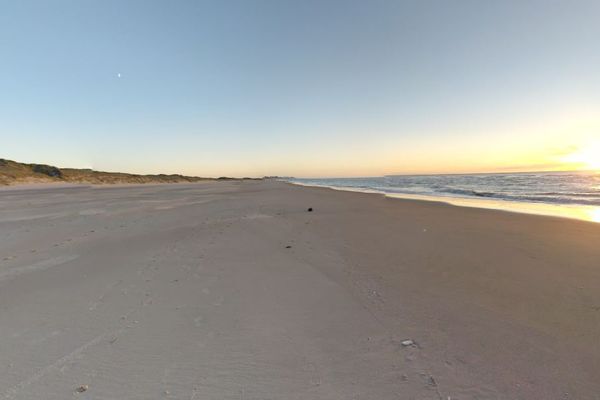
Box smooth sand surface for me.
[1,181,599,399]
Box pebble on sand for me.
[75,385,89,393]
[401,339,414,347]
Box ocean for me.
[289,171,600,222]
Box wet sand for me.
[1,181,599,399]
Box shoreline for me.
[287,180,600,223]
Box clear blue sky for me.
[1,0,599,177]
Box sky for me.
[1,0,599,178]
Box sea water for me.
[289,171,600,222]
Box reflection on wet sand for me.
[385,193,600,223]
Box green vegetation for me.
[0,158,213,185]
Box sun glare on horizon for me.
[562,140,600,170]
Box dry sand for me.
[1,181,599,399]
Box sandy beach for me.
[1,180,599,399]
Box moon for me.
[117,73,122,78]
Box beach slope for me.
[1,181,599,399]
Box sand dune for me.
[0,158,213,186]
[1,181,599,399]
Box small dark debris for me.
[75,385,89,393]
[427,375,438,388]
[285,245,292,249]
[307,207,313,212]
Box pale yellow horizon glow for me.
[165,125,600,178]
[44,109,600,179]
[371,111,600,178]
[561,140,600,170]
